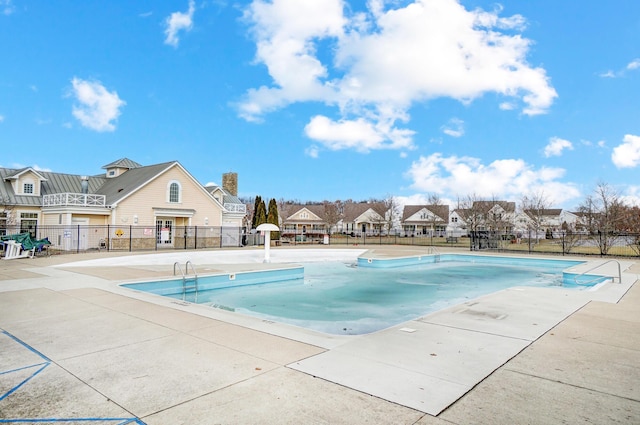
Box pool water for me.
[164,259,586,335]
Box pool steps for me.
[571,259,621,284]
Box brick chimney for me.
[222,172,238,196]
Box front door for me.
[156,218,173,248]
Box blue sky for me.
[1,0,639,209]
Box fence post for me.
[76,225,80,253]
[195,226,198,250]
[129,225,132,252]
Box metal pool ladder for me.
[573,259,622,285]
[429,246,441,262]
[174,260,199,301]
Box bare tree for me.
[425,193,442,238]
[383,194,400,235]
[277,198,294,227]
[520,191,552,243]
[455,194,481,234]
[322,200,343,235]
[559,221,581,254]
[578,182,626,255]
[620,205,640,255]
[455,194,490,249]
[0,195,16,235]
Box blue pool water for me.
[123,255,605,335]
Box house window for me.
[167,181,181,203]
[20,212,38,237]
[23,183,34,194]
[300,212,308,219]
[452,217,458,223]
[0,212,7,236]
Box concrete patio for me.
[0,247,639,424]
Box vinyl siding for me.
[113,166,222,226]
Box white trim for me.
[167,180,182,204]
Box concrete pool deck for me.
[0,246,638,424]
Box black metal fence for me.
[282,230,640,258]
[1,225,246,253]
[2,225,639,258]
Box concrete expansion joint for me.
[505,367,640,402]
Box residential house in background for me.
[280,201,390,240]
[401,205,450,237]
[0,158,245,250]
[514,208,579,238]
[337,202,388,235]
[280,204,328,240]
[448,208,468,237]
[449,201,516,236]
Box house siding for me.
[113,166,222,227]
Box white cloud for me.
[69,77,126,132]
[598,70,616,78]
[544,137,573,157]
[240,0,556,153]
[612,134,640,168]
[599,59,640,78]
[8,163,51,172]
[304,114,415,153]
[405,153,580,205]
[626,59,640,70]
[0,114,4,122]
[441,118,464,137]
[1,0,14,15]
[164,0,196,47]
[621,185,640,207]
[499,102,516,111]
[305,145,320,158]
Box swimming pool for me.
[122,254,606,335]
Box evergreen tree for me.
[267,198,280,239]
[254,197,267,228]
[252,196,262,229]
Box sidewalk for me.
[0,248,638,424]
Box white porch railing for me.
[42,193,106,207]
[224,203,246,213]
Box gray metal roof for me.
[96,162,176,205]
[0,160,177,208]
[204,185,243,206]
[0,167,108,207]
[101,158,143,170]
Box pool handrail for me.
[174,261,199,300]
[573,259,622,285]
